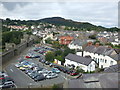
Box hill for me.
[39,17,108,31]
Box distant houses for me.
[64,53,95,72]
[59,36,74,45]
[68,39,87,50]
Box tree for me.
[54,50,63,56]
[45,51,55,62]
[55,55,64,63]
[45,38,53,44]
[89,34,96,39]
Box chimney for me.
[87,42,93,46]
[95,43,100,47]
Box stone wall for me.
[1,39,34,65]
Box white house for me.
[83,45,119,69]
[68,39,87,50]
[64,53,95,72]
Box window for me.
[110,61,113,65]
[103,59,104,63]
[105,60,107,63]
[101,65,103,68]
[98,58,99,63]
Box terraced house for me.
[83,44,119,69]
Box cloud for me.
[0,2,118,28]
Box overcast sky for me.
[0,1,119,28]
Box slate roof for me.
[65,53,93,66]
[70,39,87,46]
[84,45,119,61]
[67,73,118,88]
[104,64,120,73]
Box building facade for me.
[64,54,95,72]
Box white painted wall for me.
[64,59,95,72]
[68,44,82,50]
[76,52,82,56]
[83,51,117,68]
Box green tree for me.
[45,38,53,44]
[55,55,64,63]
[89,34,96,39]
[54,50,63,56]
[45,51,55,62]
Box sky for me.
[0,1,119,28]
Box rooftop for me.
[65,53,93,66]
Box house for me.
[68,39,87,50]
[59,36,74,45]
[64,53,95,72]
[83,44,119,69]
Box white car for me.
[15,63,22,68]
[46,73,58,79]
[42,71,53,77]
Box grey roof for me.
[65,53,93,66]
[104,64,120,73]
[67,73,118,88]
[70,39,87,46]
[84,45,119,61]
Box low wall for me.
[1,39,34,65]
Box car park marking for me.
[10,69,13,72]
[14,84,17,88]
[60,75,68,80]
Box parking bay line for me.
[60,75,68,80]
[10,69,13,72]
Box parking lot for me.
[3,45,80,88]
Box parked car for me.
[45,73,58,79]
[70,71,79,76]
[3,77,14,83]
[19,66,26,71]
[15,63,22,68]
[1,81,15,89]
[49,63,55,67]
[34,74,45,82]
[45,61,50,65]
[41,60,46,63]
[52,68,60,73]
[31,73,40,79]
[66,69,73,74]
[25,69,33,74]
[41,71,52,77]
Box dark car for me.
[35,67,44,72]
[25,69,33,74]
[45,61,50,65]
[66,69,73,74]
[31,73,40,79]
[41,60,46,63]
[3,77,14,83]
[34,74,45,82]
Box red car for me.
[70,71,79,76]
[25,56,30,58]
